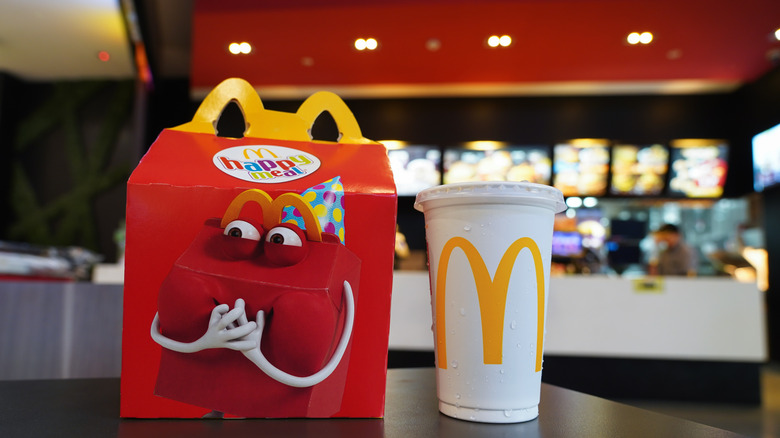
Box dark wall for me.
[265,91,751,198]
[329,92,750,250]
[734,66,780,360]
[143,83,754,250]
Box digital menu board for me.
[610,144,668,196]
[551,231,583,257]
[668,140,728,198]
[443,145,551,184]
[386,144,441,196]
[752,122,780,192]
[552,141,610,197]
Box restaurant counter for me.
[390,272,766,402]
[0,273,766,402]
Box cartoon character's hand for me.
[238,281,355,388]
[151,299,257,353]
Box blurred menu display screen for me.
[552,142,610,197]
[387,145,441,196]
[610,144,668,196]
[752,122,780,192]
[668,140,729,198]
[551,231,583,257]
[443,146,551,184]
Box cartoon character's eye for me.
[263,224,308,266]
[223,220,262,241]
[265,226,303,247]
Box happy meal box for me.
[121,78,397,418]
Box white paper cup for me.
[414,182,565,423]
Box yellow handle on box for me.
[296,91,375,145]
[172,78,375,145]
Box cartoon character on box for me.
[150,177,360,417]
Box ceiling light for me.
[355,38,378,51]
[583,197,598,208]
[775,28,780,41]
[464,140,507,150]
[228,42,251,54]
[627,32,653,45]
[566,197,583,208]
[426,38,441,51]
[487,35,512,48]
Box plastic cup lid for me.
[414,181,566,214]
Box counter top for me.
[0,368,745,437]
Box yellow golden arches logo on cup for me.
[436,236,545,372]
[243,147,279,159]
[220,189,323,242]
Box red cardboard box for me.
[121,78,397,418]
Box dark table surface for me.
[0,368,745,437]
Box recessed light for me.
[566,197,583,208]
[355,38,378,51]
[775,28,780,41]
[487,35,512,48]
[627,32,653,45]
[426,38,441,51]
[228,42,251,54]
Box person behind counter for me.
[648,223,698,276]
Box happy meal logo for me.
[213,145,321,183]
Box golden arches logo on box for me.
[435,236,545,373]
[221,189,323,242]
[213,145,321,183]
[243,147,279,159]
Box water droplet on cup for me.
[459,308,466,316]
[504,409,512,417]
[510,320,517,330]
[451,360,459,369]
[456,393,461,399]
[500,369,505,374]
[463,225,472,232]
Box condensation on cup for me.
[414,181,566,423]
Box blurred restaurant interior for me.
[1,0,780,434]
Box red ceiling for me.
[190,0,780,98]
